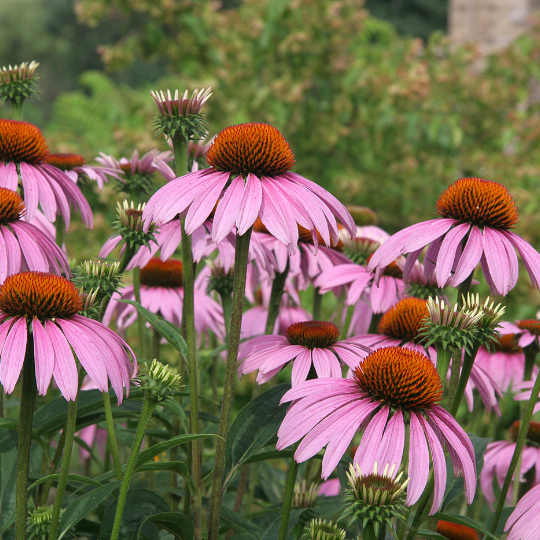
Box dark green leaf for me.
[431,512,499,540]
[261,509,306,540]
[0,430,17,532]
[486,506,515,536]
[28,473,102,491]
[142,512,194,540]
[99,488,169,540]
[243,449,294,465]
[416,530,448,540]
[57,481,122,540]
[135,434,216,470]
[119,299,187,359]
[137,461,196,496]
[224,383,290,487]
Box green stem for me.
[277,452,299,540]
[312,286,322,320]
[406,473,434,540]
[208,228,253,540]
[524,342,538,381]
[38,429,67,506]
[489,367,540,534]
[341,305,354,339]
[15,334,37,540]
[11,100,23,120]
[55,216,65,249]
[133,267,147,358]
[48,397,78,540]
[449,344,481,416]
[103,391,123,480]
[110,395,157,540]
[151,328,162,361]
[435,345,453,384]
[221,292,232,344]
[265,262,290,335]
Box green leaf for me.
[137,461,196,496]
[141,512,194,540]
[218,506,265,537]
[486,506,515,536]
[431,512,499,540]
[0,430,18,532]
[28,473,102,491]
[442,433,490,510]
[224,383,290,487]
[261,509,306,540]
[135,433,216,470]
[0,418,18,430]
[99,488,169,540]
[119,299,187,360]
[57,481,122,540]
[243,449,294,465]
[416,530,448,540]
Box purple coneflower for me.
[238,321,371,385]
[505,481,540,540]
[277,346,477,514]
[103,258,224,338]
[368,177,540,296]
[481,421,540,508]
[0,119,92,228]
[350,297,501,413]
[0,188,70,282]
[142,123,356,249]
[0,272,136,401]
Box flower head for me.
[0,119,92,228]
[0,272,136,400]
[71,260,122,308]
[238,320,371,385]
[143,122,356,250]
[277,346,477,514]
[0,187,70,282]
[134,359,183,403]
[299,519,346,540]
[368,177,540,296]
[341,462,408,534]
[0,61,39,106]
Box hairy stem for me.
[103,391,123,480]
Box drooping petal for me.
[46,320,79,401]
[212,175,245,243]
[236,173,263,236]
[406,412,430,506]
[355,406,390,475]
[32,318,55,395]
[435,223,470,288]
[0,318,27,394]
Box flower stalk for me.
[265,262,290,335]
[15,334,37,540]
[278,452,300,540]
[208,227,253,540]
[103,391,123,480]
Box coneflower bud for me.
[134,359,183,403]
[462,293,505,350]
[27,506,72,540]
[113,200,158,251]
[293,480,320,509]
[206,259,235,298]
[0,61,39,108]
[150,87,211,141]
[72,260,122,308]
[341,462,408,538]
[299,519,346,540]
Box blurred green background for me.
[2,0,540,314]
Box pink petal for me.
[406,412,430,506]
[236,173,263,236]
[291,348,313,386]
[32,319,55,395]
[0,318,27,394]
[435,223,470,288]
[46,321,79,401]
[212,176,245,243]
[451,226,484,286]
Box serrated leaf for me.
[57,481,122,540]
[224,383,290,488]
[119,299,187,360]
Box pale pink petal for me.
[355,406,389,475]
[406,412,429,506]
[291,348,313,386]
[503,230,540,289]
[212,176,245,243]
[435,223,470,287]
[0,162,19,191]
[46,320,79,401]
[32,319,55,395]
[236,173,263,236]
[0,318,27,394]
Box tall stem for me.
[265,262,289,335]
[208,228,253,540]
[172,133,203,539]
[277,452,299,540]
[133,267,147,358]
[449,344,481,416]
[489,367,540,534]
[312,286,322,320]
[48,397,78,540]
[110,396,157,540]
[456,270,474,307]
[103,391,123,480]
[15,334,37,540]
[55,216,65,249]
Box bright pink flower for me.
[368,178,540,297]
[0,272,136,401]
[505,481,540,540]
[481,420,540,508]
[142,123,355,249]
[0,119,92,228]
[238,321,371,385]
[0,188,70,282]
[103,258,224,338]
[277,346,477,514]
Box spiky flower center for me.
[377,298,428,343]
[140,258,183,289]
[44,153,84,170]
[0,187,25,224]
[509,420,540,445]
[0,272,83,320]
[435,177,519,230]
[286,321,339,349]
[493,333,522,353]
[0,119,48,164]
[516,319,540,335]
[354,347,443,410]
[436,520,479,540]
[207,123,295,177]
[353,473,403,506]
